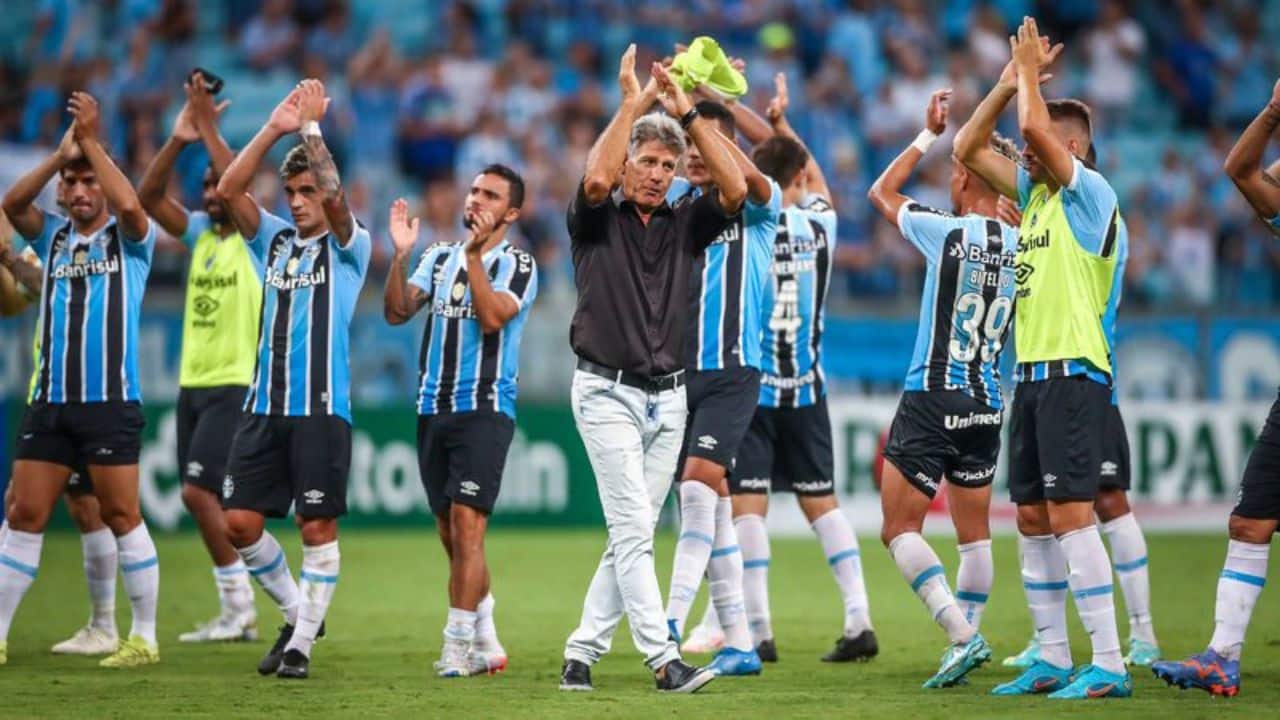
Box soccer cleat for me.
[1151,649,1240,697]
[99,635,159,668]
[1002,637,1041,668]
[434,637,473,678]
[923,633,992,689]
[1047,664,1133,699]
[258,621,324,675]
[276,649,310,679]
[51,625,119,655]
[179,611,259,643]
[707,647,763,676]
[681,621,725,655]
[559,659,593,691]
[467,649,508,675]
[991,658,1073,695]
[756,638,778,663]
[1123,638,1160,667]
[656,658,715,693]
[821,630,879,662]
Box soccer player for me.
[216,78,371,679]
[560,48,739,694]
[681,72,875,664]
[955,19,1132,699]
[0,92,161,668]
[383,165,537,678]
[1151,79,1280,697]
[867,88,1016,688]
[661,95,779,677]
[1,209,122,657]
[138,72,260,642]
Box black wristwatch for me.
[679,107,700,130]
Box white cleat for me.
[51,625,120,655]
[468,646,508,675]
[178,611,259,643]
[681,622,725,655]
[434,637,473,678]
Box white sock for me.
[81,528,118,634]
[708,497,752,651]
[734,513,772,644]
[1099,513,1155,645]
[475,593,503,652]
[1019,533,1071,668]
[0,529,43,642]
[1209,540,1270,661]
[117,523,160,646]
[1059,526,1124,674]
[888,532,972,644]
[666,481,718,636]
[214,560,255,616]
[695,595,722,634]
[445,607,476,649]
[238,532,300,625]
[286,541,340,657]
[812,508,872,636]
[956,539,993,631]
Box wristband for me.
[301,121,322,138]
[911,129,939,154]
[679,107,700,130]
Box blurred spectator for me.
[1083,0,1145,127]
[240,0,299,73]
[1165,201,1216,306]
[1155,5,1217,129]
[304,1,358,74]
[398,56,462,182]
[968,3,1010,82]
[454,111,518,185]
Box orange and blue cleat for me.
[1151,649,1240,697]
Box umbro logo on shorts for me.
[697,435,718,450]
[304,489,326,504]
[187,461,204,478]
[460,481,480,496]
[1043,473,1057,488]
[1100,461,1118,476]
[222,476,234,499]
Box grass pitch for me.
[4,528,1278,719]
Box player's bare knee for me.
[880,518,921,547]
[1093,488,1130,522]
[1015,504,1052,536]
[798,493,838,523]
[64,494,104,533]
[180,482,218,515]
[224,511,265,547]
[731,493,768,518]
[98,506,141,536]
[6,496,54,533]
[1227,514,1275,544]
[297,516,338,545]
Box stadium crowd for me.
[0,0,1278,308]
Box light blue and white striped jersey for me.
[21,211,156,404]
[244,209,371,423]
[409,240,537,419]
[668,177,781,371]
[1013,159,1126,386]
[758,194,836,408]
[898,203,1019,410]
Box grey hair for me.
[628,113,686,158]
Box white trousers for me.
[564,369,686,670]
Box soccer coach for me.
[559,45,746,694]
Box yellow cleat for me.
[99,636,159,668]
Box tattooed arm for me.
[296,78,355,246]
[1223,80,1280,221]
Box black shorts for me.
[679,367,761,472]
[177,385,247,495]
[733,399,835,496]
[1008,376,1113,504]
[1099,404,1131,492]
[417,411,515,516]
[222,413,352,519]
[1234,391,1280,521]
[882,390,1003,499]
[15,401,145,469]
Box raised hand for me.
[465,209,499,254]
[184,73,230,134]
[296,78,330,126]
[926,88,952,134]
[267,87,304,134]
[388,198,420,255]
[67,92,101,142]
[766,72,790,125]
[56,123,83,164]
[171,99,200,143]
[1010,17,1063,73]
[652,61,694,117]
[619,43,642,102]
[996,194,1023,227]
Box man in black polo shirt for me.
[558,46,746,694]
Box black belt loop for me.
[576,358,685,392]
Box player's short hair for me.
[279,144,311,180]
[751,136,808,187]
[480,163,525,210]
[58,157,94,178]
[695,100,736,136]
[1046,99,1093,141]
[628,113,686,159]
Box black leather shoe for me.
[656,658,714,693]
[559,659,593,691]
[756,638,778,663]
[276,649,310,679]
[821,630,878,662]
